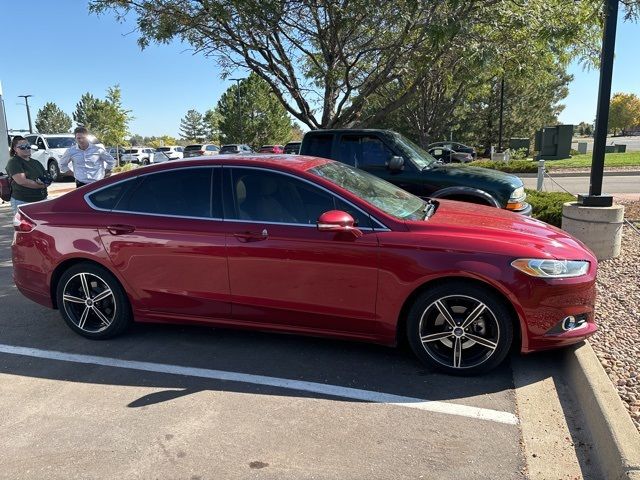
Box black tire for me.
[56,262,132,340]
[406,282,514,376]
[141,158,149,166]
[48,160,61,181]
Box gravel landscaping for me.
[590,199,640,432]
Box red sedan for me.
[11,156,597,375]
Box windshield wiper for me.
[423,200,436,219]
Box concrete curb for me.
[563,342,640,480]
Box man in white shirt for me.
[60,126,116,187]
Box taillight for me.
[13,211,36,232]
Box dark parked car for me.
[300,129,530,215]
[283,142,301,154]
[428,141,477,160]
[220,144,253,154]
[184,144,220,158]
[12,156,596,375]
[428,146,473,164]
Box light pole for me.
[230,78,246,143]
[18,95,33,134]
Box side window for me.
[25,135,38,147]
[360,136,393,168]
[206,145,217,151]
[229,169,333,224]
[338,135,360,167]
[87,179,136,210]
[36,137,46,150]
[119,168,217,218]
[305,134,333,160]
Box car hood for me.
[429,164,523,188]
[405,199,594,260]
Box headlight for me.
[509,186,525,200]
[511,259,590,278]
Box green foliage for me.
[89,0,605,131]
[112,162,139,173]
[217,74,294,148]
[179,109,206,142]
[575,121,593,136]
[35,102,72,133]
[73,85,131,146]
[509,148,528,160]
[468,160,538,173]
[145,135,179,148]
[608,92,640,136]
[526,189,576,227]
[203,109,221,144]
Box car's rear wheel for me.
[141,158,149,166]
[56,263,132,339]
[48,160,61,181]
[406,282,513,375]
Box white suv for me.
[155,145,184,160]
[121,147,155,165]
[25,133,105,181]
[25,133,76,181]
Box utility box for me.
[615,144,626,153]
[534,125,573,160]
[508,138,530,155]
[577,142,588,154]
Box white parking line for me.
[0,343,518,425]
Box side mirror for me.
[31,145,39,151]
[317,210,363,238]
[388,155,404,171]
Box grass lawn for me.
[545,152,640,169]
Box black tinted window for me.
[360,136,393,168]
[305,134,333,159]
[338,136,360,167]
[47,137,76,149]
[229,168,372,228]
[88,179,136,210]
[121,168,216,218]
[184,145,202,151]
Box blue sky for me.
[1,1,639,138]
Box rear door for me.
[96,167,231,321]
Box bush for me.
[468,159,538,173]
[525,189,576,227]
[509,148,528,160]
[112,162,139,174]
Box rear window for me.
[156,147,171,152]
[123,149,140,154]
[184,145,203,151]
[304,134,332,159]
[220,146,239,153]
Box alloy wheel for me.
[62,272,117,333]
[418,294,500,370]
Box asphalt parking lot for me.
[0,197,599,479]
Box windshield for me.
[184,145,203,151]
[156,147,171,152]
[310,161,426,220]
[46,137,76,149]
[123,149,139,154]
[393,133,437,169]
[220,146,239,153]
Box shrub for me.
[509,148,528,160]
[525,189,576,227]
[468,159,538,173]
[112,162,139,174]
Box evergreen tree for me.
[35,102,72,133]
[179,109,206,141]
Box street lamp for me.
[18,94,33,134]
[229,78,246,143]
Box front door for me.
[222,167,382,339]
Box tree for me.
[145,135,179,148]
[35,102,72,134]
[129,134,144,146]
[216,74,294,147]
[179,109,206,141]
[73,85,131,145]
[203,109,222,144]
[608,93,640,136]
[91,0,619,131]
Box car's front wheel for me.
[406,282,514,375]
[48,160,61,181]
[56,262,132,339]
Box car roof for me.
[31,133,74,137]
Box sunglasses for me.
[16,144,32,151]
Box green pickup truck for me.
[300,129,531,215]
